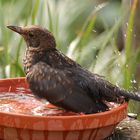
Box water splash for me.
[92,29,97,33]
[130,79,137,84]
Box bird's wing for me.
[69,67,121,102]
[26,62,100,113]
[69,67,140,102]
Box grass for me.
[0,0,140,117]
[124,0,138,89]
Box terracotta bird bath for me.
[0,78,127,140]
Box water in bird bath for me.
[0,92,80,116]
[0,88,121,116]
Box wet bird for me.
[7,25,140,114]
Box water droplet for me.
[95,55,98,59]
[114,50,121,56]
[115,82,119,87]
[92,29,97,33]
[118,52,121,56]
[130,80,137,84]
[94,3,107,11]
[134,87,137,90]
[117,63,120,67]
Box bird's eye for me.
[29,32,34,37]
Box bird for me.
[7,25,140,114]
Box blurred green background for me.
[0,0,140,118]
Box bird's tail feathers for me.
[117,88,140,102]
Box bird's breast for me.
[23,49,39,74]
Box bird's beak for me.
[7,25,24,34]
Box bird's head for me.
[7,25,56,50]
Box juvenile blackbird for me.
[7,25,140,114]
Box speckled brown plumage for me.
[7,25,140,114]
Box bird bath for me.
[0,78,127,140]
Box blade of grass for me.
[80,16,96,47]
[67,2,108,61]
[32,0,40,24]
[0,4,9,65]
[46,0,53,32]
[12,38,23,77]
[14,63,25,76]
[80,2,108,35]
[94,17,123,71]
[123,0,138,89]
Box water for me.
[0,90,120,116]
[130,79,137,84]
[0,92,79,116]
[92,29,97,33]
